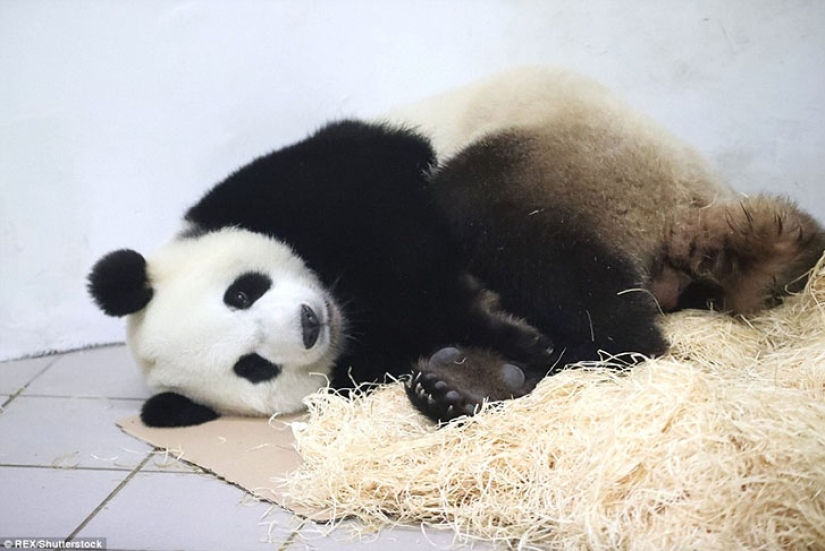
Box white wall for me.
[1,0,823,361]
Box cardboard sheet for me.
[118,415,331,520]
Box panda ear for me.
[87,249,154,317]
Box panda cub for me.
[88,120,560,427]
[385,66,825,420]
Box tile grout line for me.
[0,463,144,473]
[65,453,153,541]
[5,348,305,549]
[1,355,62,409]
[12,394,146,401]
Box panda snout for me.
[300,304,322,349]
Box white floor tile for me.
[0,396,151,469]
[0,348,500,551]
[0,355,55,394]
[294,520,496,551]
[24,346,150,399]
[0,466,130,539]
[76,471,300,551]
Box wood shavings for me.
[283,254,825,550]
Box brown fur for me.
[385,67,825,422]
[664,195,825,313]
[486,126,825,314]
[385,66,825,316]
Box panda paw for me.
[140,392,220,427]
[406,346,537,424]
[668,197,825,314]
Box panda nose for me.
[300,304,321,349]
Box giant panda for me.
[383,67,825,421]
[88,120,562,427]
[88,68,824,427]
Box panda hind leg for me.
[667,196,825,314]
[406,307,557,424]
[406,346,545,423]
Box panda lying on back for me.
[88,67,825,427]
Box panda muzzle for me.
[301,304,322,349]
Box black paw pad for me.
[501,363,525,389]
[408,370,478,419]
[406,346,534,424]
[427,346,462,368]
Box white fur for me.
[379,65,727,187]
[126,228,342,416]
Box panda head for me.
[88,227,343,426]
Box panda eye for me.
[224,272,272,310]
[231,291,250,309]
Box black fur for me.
[181,120,667,423]
[185,120,548,391]
[140,392,220,427]
[233,353,282,384]
[401,133,668,422]
[224,272,272,310]
[87,249,154,317]
[101,119,668,426]
[428,132,668,365]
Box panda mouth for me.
[300,303,323,349]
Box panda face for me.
[126,227,343,417]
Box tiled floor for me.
[0,346,492,551]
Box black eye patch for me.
[224,272,272,310]
[233,353,282,384]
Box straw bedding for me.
[282,255,825,550]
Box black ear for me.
[317,120,436,175]
[87,249,154,317]
[140,392,220,427]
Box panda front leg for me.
[406,309,558,423]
